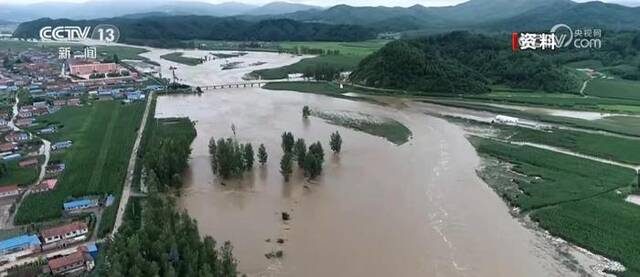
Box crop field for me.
[470,137,640,276]
[159,52,203,66]
[251,40,386,80]
[0,160,39,187]
[462,91,640,113]
[470,137,635,210]
[15,101,145,224]
[585,78,640,101]
[499,127,640,165]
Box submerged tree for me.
[293,138,306,168]
[281,132,294,153]
[209,137,218,173]
[258,144,268,165]
[308,141,324,163]
[302,106,311,118]
[243,143,254,170]
[303,141,325,179]
[280,152,293,182]
[330,131,342,153]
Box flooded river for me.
[155,88,588,277]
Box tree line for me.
[209,137,268,179]
[279,130,342,182]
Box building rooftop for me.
[63,199,95,210]
[0,185,19,194]
[41,221,87,239]
[48,251,87,270]
[0,235,41,252]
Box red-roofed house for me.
[0,185,20,198]
[18,158,38,168]
[0,143,17,153]
[33,179,58,193]
[40,221,88,246]
[47,251,94,275]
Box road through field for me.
[111,92,153,237]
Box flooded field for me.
[139,49,311,85]
[155,88,591,277]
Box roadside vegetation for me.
[143,117,197,190]
[95,111,238,276]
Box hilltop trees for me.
[258,144,268,165]
[330,131,342,153]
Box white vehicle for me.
[494,115,519,125]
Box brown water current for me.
[155,88,591,277]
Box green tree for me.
[281,132,294,153]
[308,141,324,163]
[209,137,217,173]
[330,131,342,153]
[293,138,306,168]
[243,143,254,170]
[302,106,311,118]
[280,152,293,182]
[303,153,322,179]
[258,144,268,165]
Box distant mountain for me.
[13,16,375,43]
[247,2,322,15]
[484,1,640,31]
[0,1,258,22]
[431,0,572,23]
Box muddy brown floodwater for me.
[154,88,591,277]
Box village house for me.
[33,178,58,193]
[47,250,95,275]
[4,132,29,142]
[40,221,88,247]
[52,141,73,151]
[2,153,21,161]
[18,158,38,168]
[67,98,81,106]
[63,199,98,212]
[15,118,34,128]
[53,100,67,107]
[46,162,66,175]
[0,235,41,257]
[39,126,56,135]
[0,185,20,198]
[0,142,17,153]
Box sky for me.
[0,0,639,7]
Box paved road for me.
[111,92,153,237]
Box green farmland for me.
[471,137,640,276]
[585,78,640,101]
[15,101,145,224]
[252,40,387,80]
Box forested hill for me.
[350,32,580,94]
[12,16,375,43]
